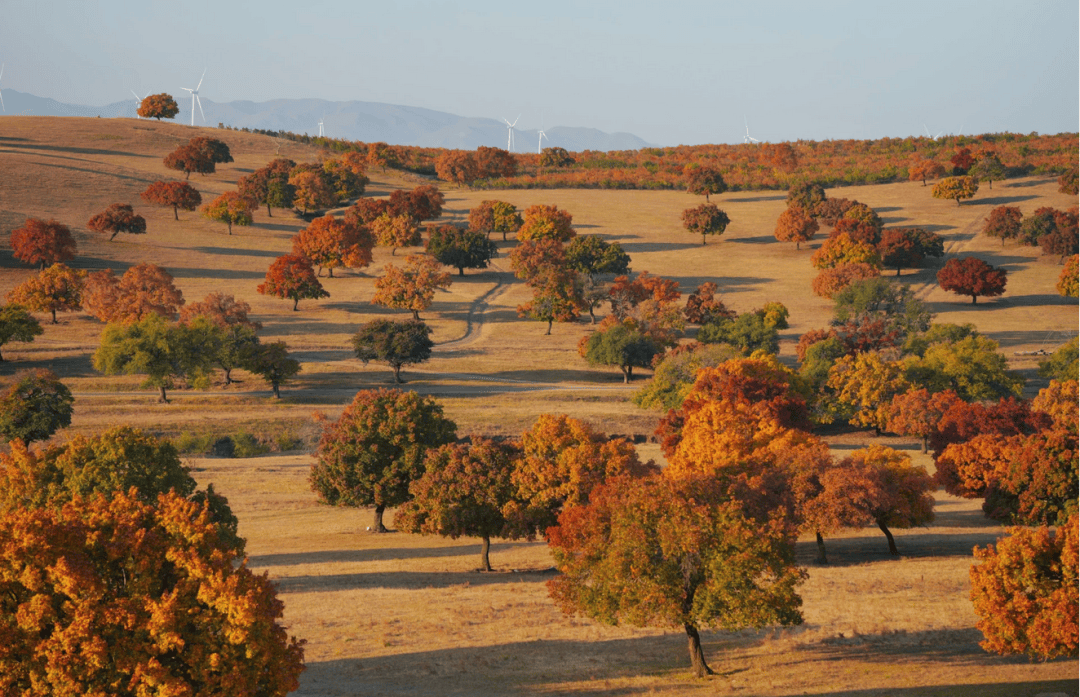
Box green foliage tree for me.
[1038,338,1079,383]
[632,342,740,410]
[581,323,660,383]
[310,388,457,532]
[426,225,499,276]
[699,310,780,355]
[244,341,300,399]
[351,318,433,383]
[468,200,523,241]
[681,203,731,245]
[0,304,43,362]
[786,182,827,213]
[904,334,1024,401]
[565,235,631,278]
[967,153,1007,189]
[201,191,256,235]
[0,369,73,444]
[540,146,574,168]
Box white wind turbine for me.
[923,124,944,140]
[181,68,207,126]
[537,114,548,153]
[0,64,6,113]
[503,114,520,152]
[318,117,324,137]
[743,116,760,144]
[130,89,150,118]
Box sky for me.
[2,0,1077,146]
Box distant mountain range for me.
[0,90,653,153]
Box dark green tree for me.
[244,341,301,399]
[426,226,499,276]
[0,369,73,444]
[581,323,660,383]
[0,304,43,362]
[565,235,631,279]
[351,318,434,383]
[699,311,780,355]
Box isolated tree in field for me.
[968,152,1006,189]
[7,263,85,324]
[257,254,329,311]
[581,322,659,383]
[475,146,518,179]
[681,203,731,245]
[201,190,256,234]
[518,204,576,242]
[1016,207,1058,247]
[82,263,185,323]
[371,213,421,255]
[244,341,300,398]
[878,227,943,276]
[468,200,523,241]
[565,234,631,279]
[93,314,219,402]
[372,254,452,321]
[0,304,43,362]
[685,166,727,201]
[390,184,445,222]
[932,176,979,206]
[811,232,881,270]
[435,150,479,184]
[547,475,804,678]
[811,262,880,299]
[87,202,147,241]
[292,215,374,277]
[0,490,304,695]
[163,142,214,179]
[773,205,819,249]
[518,268,583,334]
[396,439,526,571]
[0,369,73,444]
[970,518,1078,660]
[189,136,233,165]
[136,92,179,119]
[141,180,202,220]
[426,225,498,276]
[937,257,1007,304]
[289,169,337,214]
[908,158,946,185]
[10,218,76,270]
[982,206,1022,247]
[540,146,574,168]
[1057,255,1078,297]
[352,318,433,383]
[786,182,827,213]
[310,388,456,532]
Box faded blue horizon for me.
[2,0,1077,146]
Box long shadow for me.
[728,234,776,245]
[260,316,366,337]
[875,206,902,212]
[251,541,537,567]
[0,136,30,142]
[879,216,908,225]
[619,241,701,254]
[290,349,355,363]
[0,141,153,158]
[918,223,956,234]
[997,293,1076,308]
[803,528,1004,568]
[969,194,1037,206]
[1004,178,1056,188]
[725,194,787,203]
[11,158,158,185]
[166,267,265,280]
[191,246,282,258]
[986,329,1075,349]
[0,352,96,378]
[273,567,556,593]
[249,220,304,233]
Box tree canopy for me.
[10,218,77,270]
[426,225,499,276]
[0,369,73,444]
[351,318,434,383]
[257,254,329,311]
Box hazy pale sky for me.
[2,0,1077,145]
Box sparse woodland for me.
[0,114,1075,694]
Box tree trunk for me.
[110,230,119,241]
[545,319,553,335]
[458,267,465,277]
[158,385,169,403]
[0,348,5,361]
[685,624,714,678]
[796,241,801,250]
[227,221,232,235]
[702,234,707,245]
[896,267,901,277]
[392,247,397,256]
[393,364,402,383]
[971,295,977,304]
[412,309,420,321]
[878,520,899,556]
[267,202,272,217]
[51,309,58,324]
[328,267,334,278]
[173,206,180,221]
[272,382,281,399]
[373,506,388,533]
[922,436,928,454]
[588,307,596,324]
[186,171,191,180]
[815,531,828,564]
[223,367,233,385]
[480,535,492,572]
[293,297,300,311]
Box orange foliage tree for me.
[292,215,374,277]
[288,169,337,214]
[370,213,421,255]
[201,190,256,235]
[1057,255,1079,297]
[810,232,881,270]
[937,257,1007,304]
[517,267,583,334]
[141,180,202,220]
[371,254,452,320]
[681,203,731,245]
[982,205,1023,247]
[10,218,77,270]
[683,282,736,325]
[685,166,727,201]
[932,175,979,205]
[826,351,909,433]
[518,204,576,242]
[178,291,261,329]
[136,92,179,119]
[7,263,86,324]
[878,227,944,276]
[257,254,328,311]
[774,206,819,249]
[0,490,305,695]
[163,142,214,179]
[87,203,146,241]
[435,150,479,184]
[811,262,879,299]
[82,263,185,323]
[908,158,946,185]
[389,184,445,222]
[468,200,523,241]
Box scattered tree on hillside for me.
[426,225,498,276]
[685,166,728,201]
[982,206,1023,247]
[518,204,576,242]
[435,150,479,184]
[257,254,329,311]
[517,268,583,335]
[950,147,976,175]
[322,153,369,201]
[885,387,952,453]
[878,227,944,276]
[244,341,300,398]
[390,184,445,222]
[201,190,256,235]
[509,238,567,283]
[811,232,881,270]
[1039,210,1079,263]
[468,200,523,241]
[608,271,681,319]
[87,203,147,241]
[82,263,185,323]
[968,152,1006,189]
[932,176,979,206]
[179,291,261,330]
[580,323,659,383]
[565,235,631,279]
[631,342,740,411]
[371,254,452,321]
[371,213,421,255]
[289,169,337,214]
[937,257,1007,304]
[681,203,731,245]
[7,263,85,324]
[345,198,392,227]
[292,215,374,277]
[0,369,73,444]
[310,388,457,532]
[908,335,1024,402]
[814,197,855,225]
[908,159,946,185]
[237,158,296,216]
[774,205,819,249]
[10,218,77,270]
[826,351,909,433]
[698,311,780,355]
[1037,338,1079,383]
[1057,255,1078,298]
[141,180,202,220]
[351,318,434,383]
[189,136,233,165]
[0,304,42,362]
[136,93,179,120]
[811,262,880,299]
[163,143,214,179]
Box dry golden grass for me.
[0,116,1076,694]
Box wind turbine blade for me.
[0,90,5,114]
[131,90,141,100]
[0,64,4,82]
[196,67,206,91]
[196,94,205,122]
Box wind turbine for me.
[923,124,944,140]
[181,68,206,126]
[537,113,548,153]
[130,89,150,118]
[503,114,520,152]
[318,117,324,137]
[743,116,760,144]
[0,64,5,113]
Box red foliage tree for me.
[10,218,77,270]
[163,143,214,179]
[475,146,518,179]
[345,197,393,227]
[937,257,1007,304]
[136,93,179,120]
[681,203,731,245]
[389,184,445,222]
[82,263,185,323]
[292,215,374,277]
[435,150,479,184]
[178,291,261,329]
[950,147,975,174]
[831,218,881,246]
[683,282,736,324]
[87,203,147,241]
[878,227,944,276]
[141,180,202,220]
[257,254,329,311]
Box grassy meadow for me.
[0,116,1076,695]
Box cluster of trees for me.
[164,136,235,180]
[982,204,1079,264]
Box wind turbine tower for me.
[0,64,5,113]
[503,115,520,152]
[538,127,548,153]
[743,116,760,144]
[318,118,324,137]
[181,68,207,126]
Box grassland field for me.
[0,116,1076,696]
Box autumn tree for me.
[699,310,780,355]
[907,335,1024,402]
[1057,255,1079,297]
[136,92,179,119]
[468,200,522,241]
[1059,168,1080,195]
[87,202,147,241]
[811,262,880,299]
[979,206,1022,247]
[937,256,1007,304]
[289,169,337,214]
[370,213,421,255]
[389,184,445,222]
[371,254,452,321]
[517,268,583,334]
[509,238,567,283]
[1039,210,1079,263]
[774,205,819,249]
[932,175,979,206]
[950,147,975,174]
[426,225,498,276]
[814,197,855,225]
[518,204,576,242]
[257,254,329,311]
[7,263,85,324]
[787,182,827,213]
[244,341,301,398]
[163,142,214,179]
[565,234,631,279]
[811,232,881,270]
[322,153,369,202]
[683,282,736,325]
[539,146,574,168]
[580,323,659,383]
[475,146,518,179]
[396,439,526,571]
[632,342,740,411]
[826,351,909,433]
[878,227,944,276]
[179,291,261,330]
[345,198,392,227]
[970,518,1078,660]
[237,158,296,216]
[201,190,256,235]
[0,490,304,695]
[10,218,77,270]
[885,387,950,452]
[608,271,681,319]
[908,159,946,185]
[968,152,1006,189]
[1038,338,1079,382]
[547,475,805,678]
[681,203,731,245]
[292,215,374,277]
[189,136,233,165]
[0,369,73,444]
[82,263,185,323]
[141,180,202,220]
[310,388,456,531]
[685,166,728,201]
[435,150,479,184]
[0,304,43,362]
[352,318,433,383]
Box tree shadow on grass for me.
[985,328,1075,348]
[618,241,702,254]
[0,141,154,158]
[251,541,539,568]
[968,195,1038,207]
[0,352,95,378]
[728,234,777,245]
[880,216,908,225]
[14,158,158,185]
[166,267,266,280]
[273,567,556,593]
[1004,178,1057,188]
[725,194,787,203]
[190,246,282,258]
